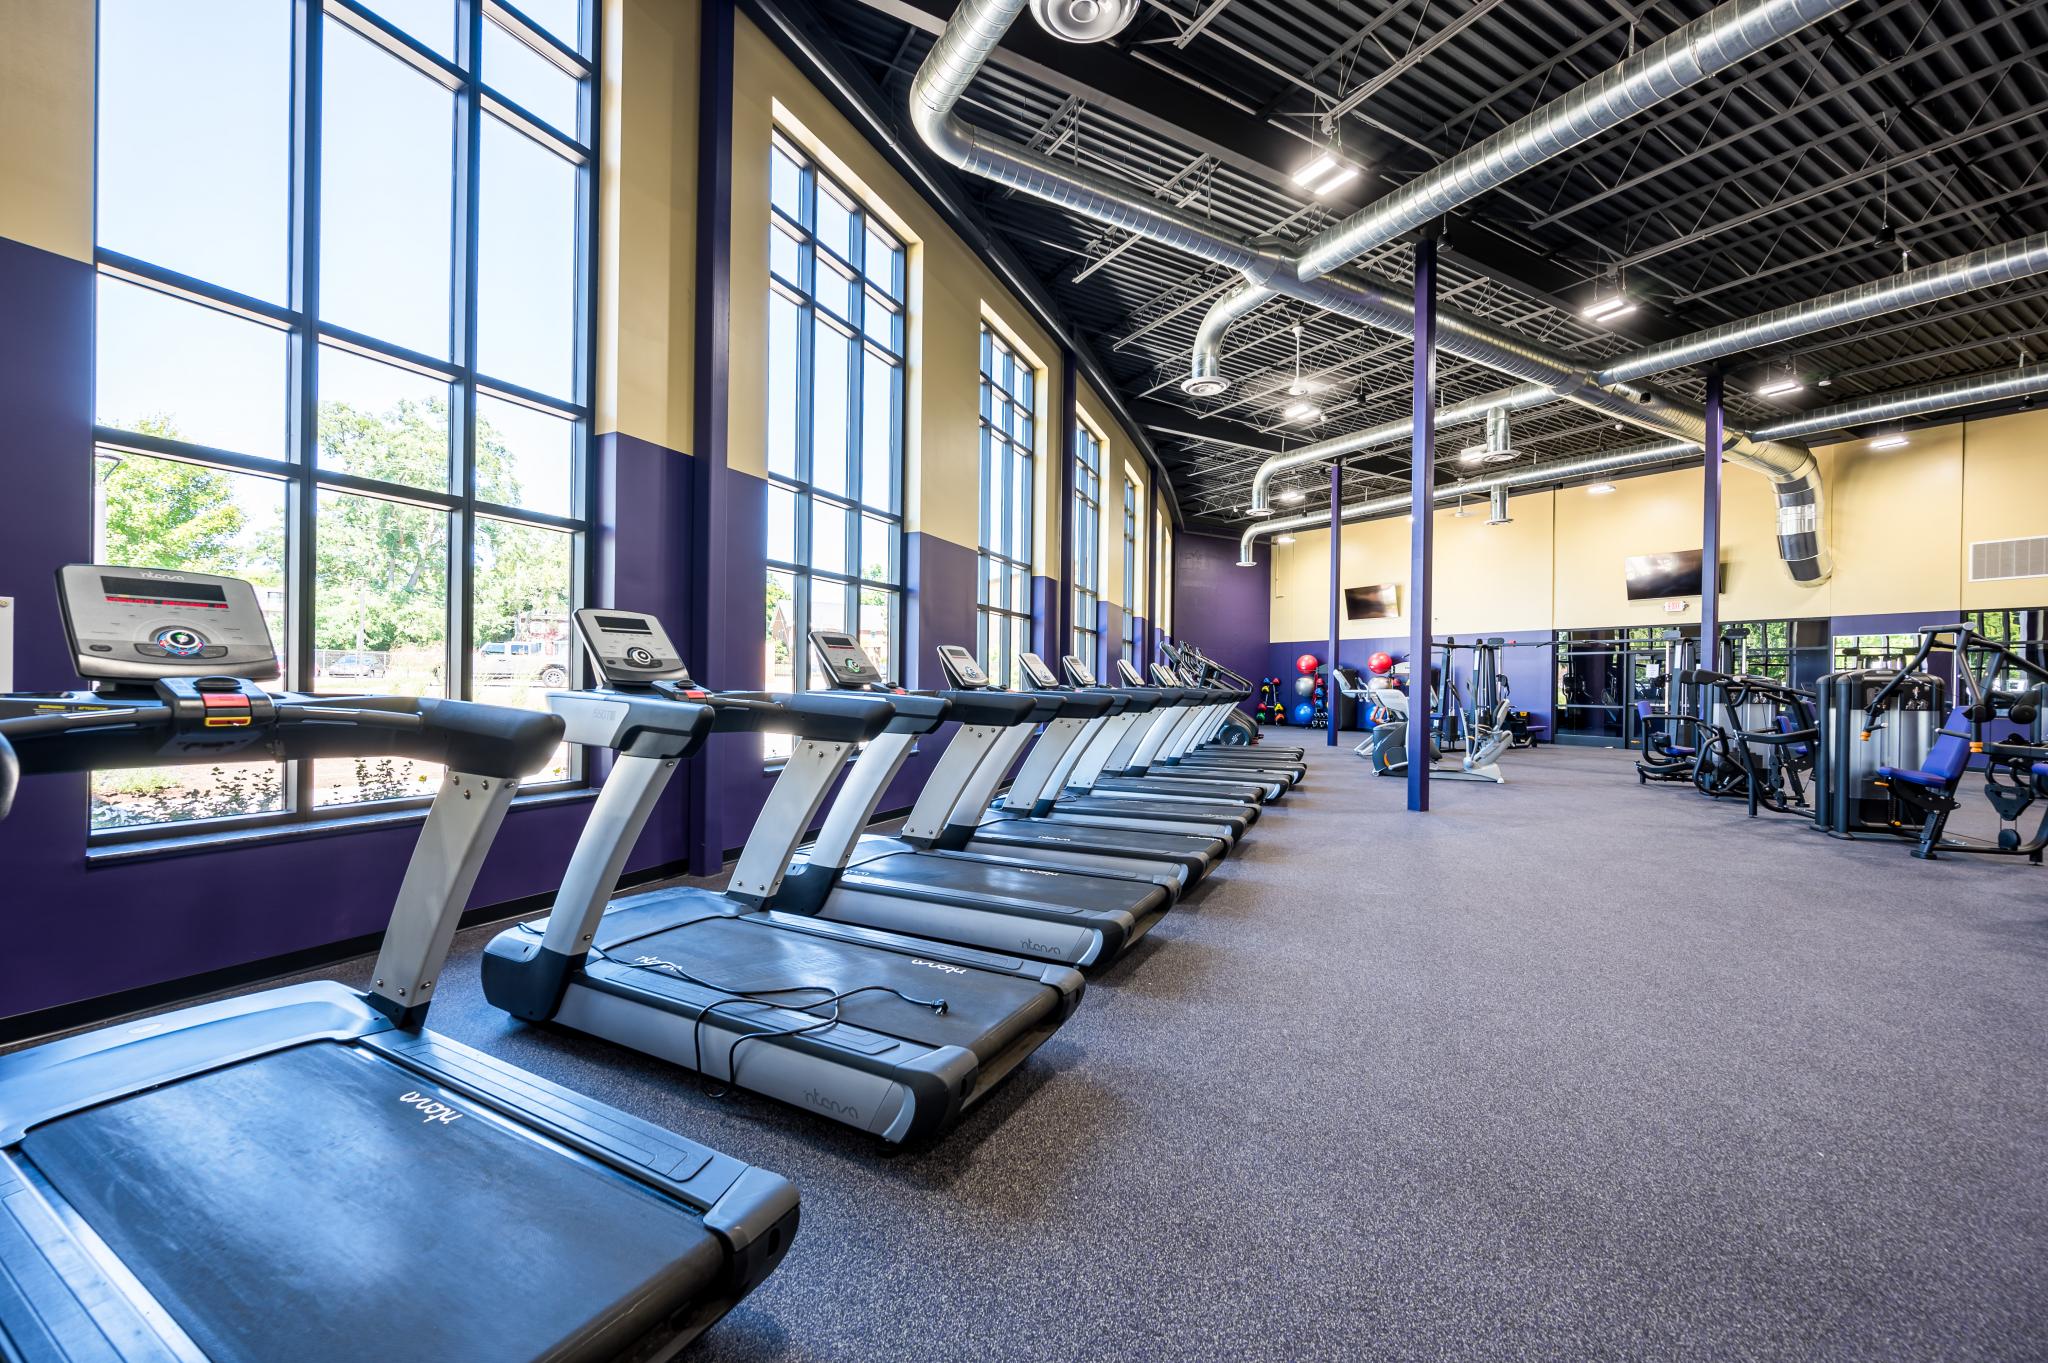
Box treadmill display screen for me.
[935,645,987,687]
[1115,660,1145,686]
[809,630,878,685]
[100,576,230,609]
[1017,653,1060,689]
[591,614,654,634]
[1061,655,1097,687]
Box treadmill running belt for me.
[611,908,1052,1064]
[22,1043,728,1363]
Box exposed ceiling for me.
[799,0,2048,530]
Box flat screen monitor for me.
[1344,583,1399,621]
[1624,550,1718,601]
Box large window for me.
[764,133,906,758]
[1724,619,1830,688]
[977,324,1035,690]
[1072,420,1103,667]
[1120,473,1140,663]
[90,0,595,836]
[1154,503,1174,642]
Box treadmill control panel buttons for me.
[573,609,694,687]
[58,565,280,684]
[1017,652,1061,689]
[1061,655,1098,687]
[935,644,988,689]
[808,630,881,689]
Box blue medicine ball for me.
[1290,701,1316,725]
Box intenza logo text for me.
[1021,939,1063,956]
[135,570,188,581]
[804,1089,860,1118]
[911,958,967,975]
[399,1091,463,1125]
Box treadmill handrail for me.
[0,693,564,781]
[705,690,898,741]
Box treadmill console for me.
[809,630,887,689]
[1150,663,1185,686]
[1115,659,1146,687]
[574,609,693,686]
[1059,655,1097,688]
[1017,652,1062,690]
[934,645,989,689]
[57,565,279,683]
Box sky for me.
[94,0,586,464]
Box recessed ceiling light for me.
[1587,482,1617,495]
[1870,433,1909,450]
[1755,376,1803,397]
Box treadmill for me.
[926,646,1239,868]
[771,628,1171,968]
[1160,649,1307,778]
[1058,655,1279,807]
[480,610,1083,1145]
[1147,659,1303,789]
[1164,643,1304,759]
[0,566,798,1363]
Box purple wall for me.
[1173,533,1269,708]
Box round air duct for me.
[1029,0,1141,42]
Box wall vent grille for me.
[1970,536,2048,582]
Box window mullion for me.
[450,0,486,704]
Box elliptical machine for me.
[1359,649,1511,784]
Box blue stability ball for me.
[1290,701,1316,725]
[1293,675,1316,697]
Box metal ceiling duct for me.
[1234,362,2048,570]
[1597,231,2048,385]
[1236,441,1699,565]
[906,0,1839,583]
[1754,364,2048,441]
[1186,0,1856,395]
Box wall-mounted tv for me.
[1344,583,1399,621]
[1624,550,1722,601]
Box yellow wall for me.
[596,0,699,450]
[0,0,93,261]
[1267,406,2048,639]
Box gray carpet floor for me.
[52,744,2048,1359]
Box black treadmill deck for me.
[20,1043,727,1363]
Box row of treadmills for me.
[0,565,1300,1362]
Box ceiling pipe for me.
[1236,362,2048,568]
[1186,0,1856,396]
[907,0,1833,582]
[1238,441,1699,565]
[1597,231,2048,385]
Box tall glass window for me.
[91,0,596,836]
[1071,421,1103,667]
[977,325,1036,689]
[1153,505,1174,642]
[1120,474,1140,663]
[764,132,906,758]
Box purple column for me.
[1700,370,1724,658]
[1407,239,1437,812]
[1327,457,1341,746]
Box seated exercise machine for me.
[1818,623,2048,861]
[1678,669,1818,817]
[1359,684,1510,783]
[0,567,799,1362]
[482,610,1083,1144]
[773,628,1172,967]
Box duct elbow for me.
[1768,455,1834,586]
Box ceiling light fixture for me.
[1587,482,1617,495]
[1870,432,1909,450]
[1276,488,1305,505]
[1755,374,1803,398]
[1291,146,1361,196]
[1581,294,1636,323]
[1283,402,1322,423]
[1275,534,1297,545]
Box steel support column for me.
[1407,239,1437,812]
[1700,370,1725,658]
[1327,457,1341,747]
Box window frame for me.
[1071,417,1104,667]
[88,0,601,846]
[1120,471,1140,663]
[976,321,1037,690]
[762,130,907,760]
